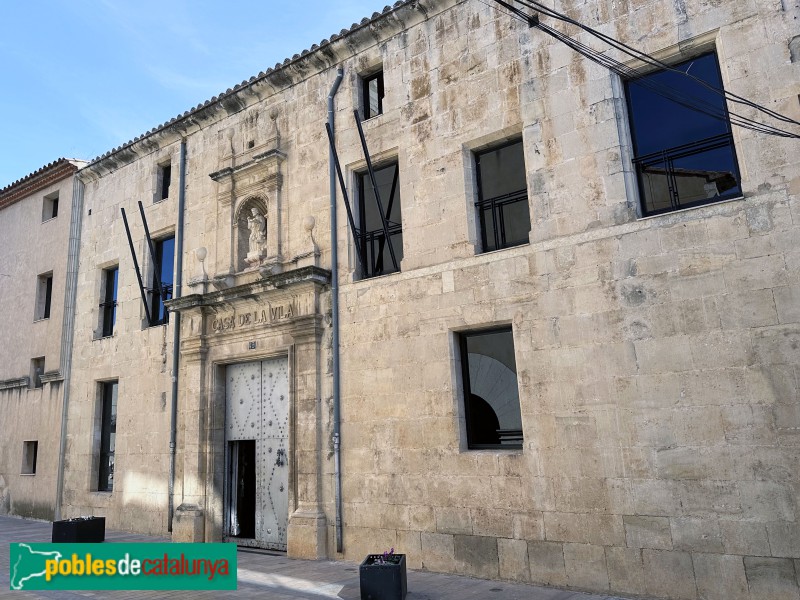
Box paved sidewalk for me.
[0,516,635,600]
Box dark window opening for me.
[43,193,58,221]
[460,327,523,449]
[35,273,53,321]
[98,381,118,492]
[100,267,118,337]
[356,162,402,278]
[21,441,38,475]
[476,140,530,252]
[362,71,384,119]
[159,164,172,201]
[30,357,45,389]
[625,51,742,216]
[149,236,174,326]
[228,440,256,539]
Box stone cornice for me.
[40,370,65,384]
[166,266,331,313]
[209,149,286,182]
[0,377,29,391]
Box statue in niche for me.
[246,207,267,260]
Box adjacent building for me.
[2,1,799,598]
[0,159,85,520]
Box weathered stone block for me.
[498,538,530,582]
[693,553,749,600]
[767,522,800,558]
[744,557,800,600]
[719,288,779,328]
[671,517,723,553]
[453,534,498,579]
[563,543,609,591]
[719,520,771,556]
[527,540,566,587]
[606,547,646,596]
[775,285,800,324]
[545,512,625,546]
[420,532,454,573]
[643,549,697,600]
[624,515,673,550]
[740,481,796,522]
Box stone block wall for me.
[60,0,799,597]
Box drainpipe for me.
[328,67,344,554]
[54,175,85,521]
[168,140,187,532]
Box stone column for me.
[287,314,328,559]
[172,306,208,543]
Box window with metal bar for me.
[35,272,53,321]
[625,51,742,216]
[356,162,403,278]
[475,140,530,253]
[459,327,523,450]
[98,381,117,492]
[149,236,174,326]
[362,71,384,120]
[100,266,118,337]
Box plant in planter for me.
[359,548,407,600]
[51,516,106,543]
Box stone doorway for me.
[223,356,289,550]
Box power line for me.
[490,0,800,139]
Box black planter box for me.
[52,517,106,543]
[359,554,407,600]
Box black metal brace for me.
[120,201,166,327]
[137,201,166,314]
[121,207,153,326]
[325,122,368,275]
[352,109,399,273]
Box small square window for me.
[98,381,118,492]
[459,327,523,449]
[100,266,118,337]
[30,357,45,389]
[149,236,174,326]
[157,163,172,202]
[625,51,741,216]
[475,140,530,252]
[356,162,403,278]
[362,71,384,119]
[21,441,38,475]
[35,273,53,321]
[42,192,59,221]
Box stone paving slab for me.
[0,516,638,600]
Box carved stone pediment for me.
[209,118,287,282]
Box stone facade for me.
[0,159,84,520]
[3,1,800,598]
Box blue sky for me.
[0,0,386,188]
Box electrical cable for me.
[516,0,800,126]
[488,0,800,139]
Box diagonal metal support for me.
[352,109,399,272]
[375,164,399,271]
[325,122,367,275]
[121,207,153,326]
[137,201,166,314]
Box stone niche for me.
[209,119,287,287]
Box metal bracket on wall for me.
[120,201,164,327]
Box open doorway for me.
[228,440,256,539]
